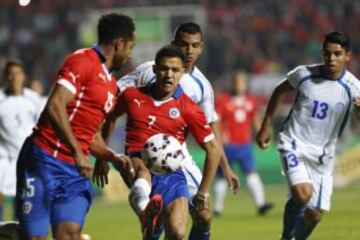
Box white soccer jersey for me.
[118,61,218,123]
[279,64,360,172]
[0,88,42,159]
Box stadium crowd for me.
[0,0,359,89]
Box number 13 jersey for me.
[280,64,360,162]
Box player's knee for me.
[166,223,186,240]
[291,186,312,206]
[193,210,212,228]
[55,223,81,240]
[304,208,323,226]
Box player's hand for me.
[112,154,135,187]
[223,166,240,194]
[75,151,93,179]
[256,128,271,149]
[93,158,110,188]
[193,191,210,211]
[353,97,360,108]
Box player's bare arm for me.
[91,131,133,188]
[193,138,220,210]
[210,121,240,193]
[256,80,294,149]
[46,84,92,178]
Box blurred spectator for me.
[0,0,359,90]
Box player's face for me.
[173,32,203,70]
[113,33,136,71]
[6,65,25,92]
[153,57,185,97]
[322,42,351,78]
[232,73,248,95]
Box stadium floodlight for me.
[19,0,31,6]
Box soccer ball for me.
[143,133,184,175]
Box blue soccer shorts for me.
[217,143,256,176]
[16,138,94,237]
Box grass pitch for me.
[82,183,360,240]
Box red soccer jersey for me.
[32,47,118,164]
[216,93,258,144]
[115,86,214,155]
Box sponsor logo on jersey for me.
[168,107,180,119]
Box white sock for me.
[213,178,228,213]
[246,173,265,208]
[129,178,151,214]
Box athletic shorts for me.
[278,134,333,211]
[151,169,190,207]
[217,143,256,177]
[0,157,17,196]
[16,138,94,236]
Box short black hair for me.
[3,60,25,79]
[322,31,351,51]
[173,22,202,42]
[98,13,135,44]
[155,45,185,65]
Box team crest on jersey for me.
[23,201,32,214]
[168,108,180,119]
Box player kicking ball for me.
[96,45,220,240]
[257,31,360,240]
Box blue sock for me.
[0,204,3,221]
[282,198,304,239]
[189,225,210,240]
[294,219,316,240]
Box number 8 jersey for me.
[32,47,118,164]
[280,64,360,166]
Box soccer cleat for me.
[258,203,274,216]
[140,194,163,240]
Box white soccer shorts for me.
[180,143,203,198]
[278,137,333,211]
[0,157,17,196]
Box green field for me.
[80,184,360,240]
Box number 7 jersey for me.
[114,86,214,155]
[280,64,360,160]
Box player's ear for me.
[345,50,352,63]
[152,64,158,74]
[114,38,125,51]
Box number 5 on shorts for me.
[22,178,35,198]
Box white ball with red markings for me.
[143,133,184,175]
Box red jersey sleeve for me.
[182,97,215,145]
[56,49,93,95]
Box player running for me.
[115,22,239,240]
[0,60,42,221]
[15,13,135,240]
[257,31,360,240]
[109,45,220,239]
[213,71,273,216]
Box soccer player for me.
[213,71,273,216]
[256,31,360,240]
[112,45,220,240]
[117,22,239,240]
[0,60,42,221]
[15,13,135,240]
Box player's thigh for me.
[164,197,189,238]
[51,194,91,237]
